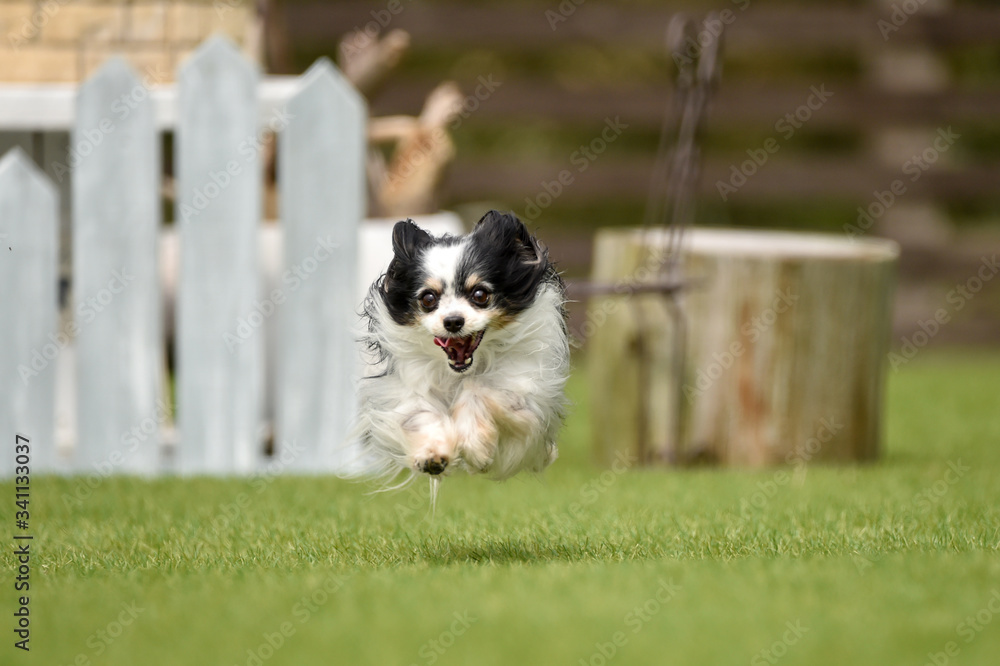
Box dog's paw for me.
[413,451,451,476]
[457,437,496,473]
[410,427,459,476]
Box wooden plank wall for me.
[279,1,1000,205]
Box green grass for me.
[3,352,1000,665]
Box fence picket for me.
[0,41,373,477]
[73,58,162,475]
[176,37,262,474]
[0,149,60,474]
[276,59,366,472]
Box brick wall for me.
[0,0,258,82]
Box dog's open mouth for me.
[433,330,485,372]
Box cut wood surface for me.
[589,227,899,467]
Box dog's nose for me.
[443,315,464,333]
[422,457,448,475]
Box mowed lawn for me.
[3,352,1000,666]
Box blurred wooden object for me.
[339,29,411,97]
[337,29,461,217]
[369,82,463,217]
[589,228,899,467]
[263,28,459,219]
[866,0,954,249]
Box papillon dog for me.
[355,210,570,482]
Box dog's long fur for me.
[354,211,570,482]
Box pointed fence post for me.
[276,59,366,473]
[0,149,60,475]
[176,37,262,474]
[73,58,162,475]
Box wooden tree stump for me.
[588,227,899,467]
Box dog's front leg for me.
[453,381,551,477]
[451,382,542,472]
[402,407,459,476]
[451,382,500,473]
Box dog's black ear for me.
[391,219,432,262]
[474,210,542,263]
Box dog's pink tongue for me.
[434,336,472,365]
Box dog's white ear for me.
[391,219,432,261]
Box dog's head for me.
[381,210,550,372]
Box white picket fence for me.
[0,37,367,477]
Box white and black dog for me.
[355,210,570,482]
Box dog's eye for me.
[470,287,490,307]
[419,291,438,311]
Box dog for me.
[355,210,569,482]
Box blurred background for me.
[3,0,999,347]
[260,0,1000,347]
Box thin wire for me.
[642,15,695,244]
[633,13,723,463]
